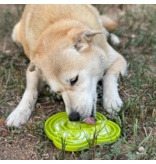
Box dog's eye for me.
[70,75,78,86]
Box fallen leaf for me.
[4,50,11,54]
[0,117,6,126]
[2,131,8,137]
[22,156,26,160]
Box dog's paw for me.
[103,96,123,115]
[6,107,31,128]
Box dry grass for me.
[0,4,156,160]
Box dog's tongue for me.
[85,117,96,124]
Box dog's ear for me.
[74,30,101,51]
[29,62,36,72]
[82,30,102,41]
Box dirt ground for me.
[0,4,156,160]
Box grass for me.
[0,4,156,160]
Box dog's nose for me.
[69,112,80,121]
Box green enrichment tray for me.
[45,112,121,151]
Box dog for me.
[6,4,127,127]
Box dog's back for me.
[12,4,117,60]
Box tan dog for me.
[6,4,127,127]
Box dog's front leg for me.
[6,64,44,127]
[103,47,127,115]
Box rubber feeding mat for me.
[45,112,121,151]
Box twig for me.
[0,140,16,145]
[27,133,37,138]
[148,127,153,136]
[2,37,6,53]
[143,127,147,137]
[121,89,130,97]
[0,76,3,88]
[5,69,11,87]
[0,128,8,132]
[0,98,12,104]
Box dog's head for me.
[30,22,106,124]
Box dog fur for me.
[7,4,127,127]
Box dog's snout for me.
[69,112,80,121]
